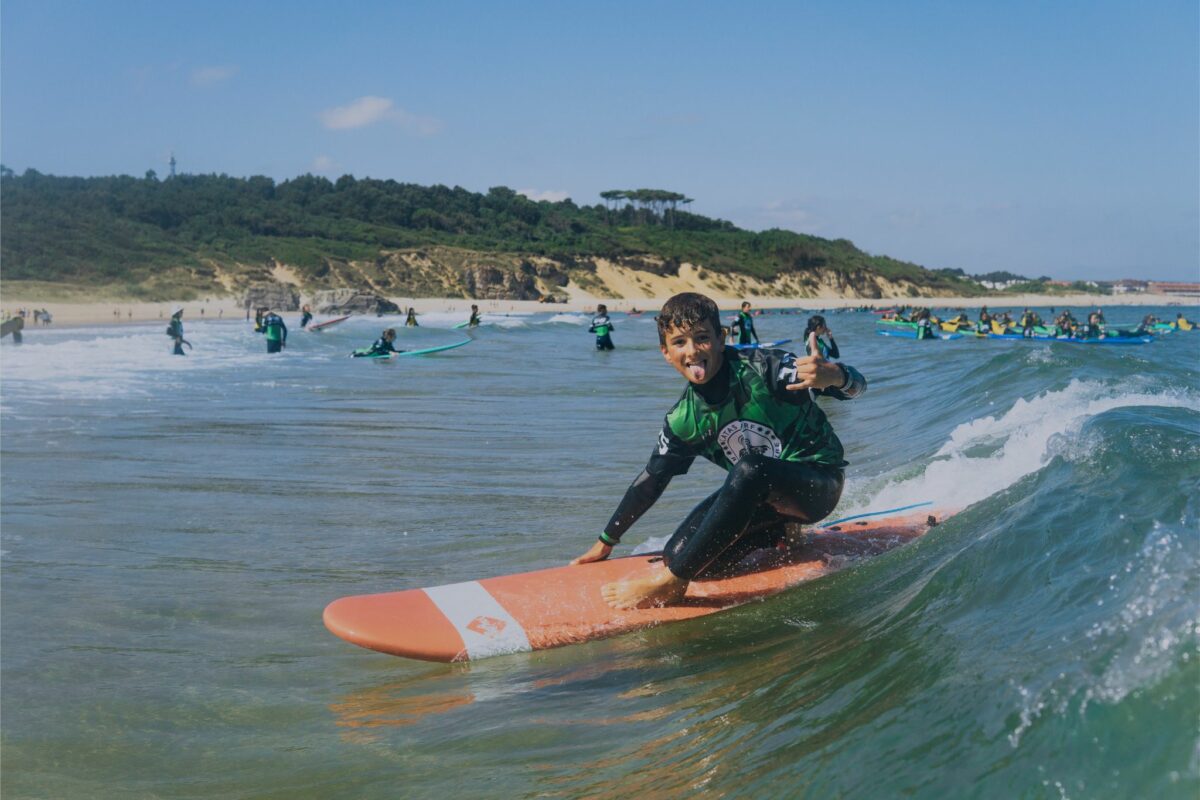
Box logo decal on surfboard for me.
[717,420,782,463]
[466,616,507,637]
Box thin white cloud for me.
[320,96,394,130]
[191,65,238,87]
[311,155,336,173]
[319,96,443,136]
[519,188,570,203]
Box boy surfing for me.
[572,293,867,609]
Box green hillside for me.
[0,168,984,299]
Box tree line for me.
[0,168,978,295]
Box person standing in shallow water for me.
[167,307,187,355]
[803,315,840,360]
[299,304,313,329]
[405,308,420,327]
[260,308,287,353]
[730,301,759,345]
[571,292,867,609]
[589,304,615,350]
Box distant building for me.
[1110,279,1149,294]
[1148,281,1200,296]
[1046,280,1072,287]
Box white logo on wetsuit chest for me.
[717,420,782,463]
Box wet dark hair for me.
[803,315,827,337]
[656,292,721,345]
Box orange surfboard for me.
[323,507,944,662]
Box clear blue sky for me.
[3,0,1197,280]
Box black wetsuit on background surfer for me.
[167,307,187,355]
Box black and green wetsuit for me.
[354,337,400,357]
[261,313,287,353]
[589,313,614,350]
[732,310,759,345]
[601,347,867,581]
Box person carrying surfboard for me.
[572,292,867,610]
[299,304,313,329]
[729,301,759,345]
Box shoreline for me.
[1,291,1195,329]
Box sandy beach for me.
[1,288,1194,329]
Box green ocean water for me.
[2,305,1197,798]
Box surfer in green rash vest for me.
[589,304,615,350]
[468,305,481,328]
[730,301,759,345]
[260,308,287,353]
[571,291,867,610]
[803,315,840,359]
[353,328,403,357]
[977,306,992,335]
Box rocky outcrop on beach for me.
[311,289,401,315]
[241,283,301,311]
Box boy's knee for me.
[727,454,768,491]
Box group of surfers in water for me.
[352,304,483,357]
[883,305,1195,340]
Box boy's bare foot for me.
[601,564,688,609]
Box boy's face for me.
[660,320,723,385]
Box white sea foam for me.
[0,322,286,400]
[848,379,1200,515]
[546,313,589,325]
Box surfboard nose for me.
[323,590,468,662]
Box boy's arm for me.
[571,470,673,564]
[571,423,695,564]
